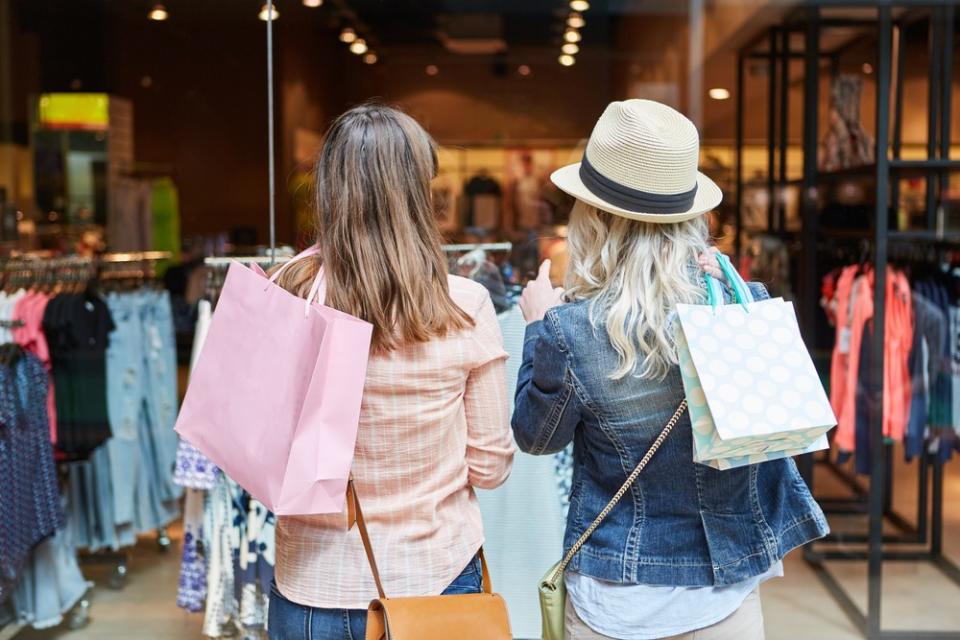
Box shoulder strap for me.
[348,479,497,600]
[544,399,687,587]
[348,480,387,600]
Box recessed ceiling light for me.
[339,27,357,43]
[518,64,532,77]
[559,54,576,67]
[349,39,368,55]
[148,4,168,20]
[570,0,590,11]
[363,52,378,65]
[561,43,580,55]
[303,0,323,6]
[564,29,581,43]
[708,87,730,100]
[426,64,439,76]
[567,12,585,29]
[258,3,279,21]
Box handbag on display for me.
[174,246,373,515]
[538,402,688,640]
[675,254,835,470]
[346,480,512,640]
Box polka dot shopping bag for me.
[676,255,835,470]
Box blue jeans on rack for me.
[268,554,483,640]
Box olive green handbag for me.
[538,400,687,640]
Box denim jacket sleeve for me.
[511,310,582,455]
[747,282,770,302]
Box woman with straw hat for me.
[512,99,828,639]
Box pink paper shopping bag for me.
[174,248,373,515]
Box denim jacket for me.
[511,283,829,586]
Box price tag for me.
[838,327,852,354]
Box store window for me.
[1,2,959,639]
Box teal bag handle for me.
[704,254,753,312]
[718,254,754,305]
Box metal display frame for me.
[735,4,960,639]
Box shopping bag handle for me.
[268,245,321,284]
[704,254,753,312]
[265,244,327,317]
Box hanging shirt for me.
[0,352,63,601]
[11,293,56,444]
[42,293,115,459]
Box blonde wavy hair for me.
[565,200,709,380]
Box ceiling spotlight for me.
[569,0,590,11]
[363,52,378,65]
[708,87,730,100]
[426,64,439,76]
[349,38,368,55]
[567,12,585,29]
[564,29,581,43]
[339,27,357,43]
[258,3,279,21]
[561,43,580,55]
[148,4,168,20]
[518,64,532,77]
[862,62,873,74]
[559,54,576,67]
[303,0,323,6]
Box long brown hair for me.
[274,103,473,351]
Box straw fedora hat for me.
[551,99,722,223]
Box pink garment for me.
[834,269,914,453]
[275,275,515,609]
[835,273,872,452]
[829,265,858,418]
[884,271,913,444]
[12,292,57,443]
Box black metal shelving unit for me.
[736,4,960,639]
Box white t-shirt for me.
[566,561,783,640]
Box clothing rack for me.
[442,241,512,253]
[203,254,293,267]
[0,252,176,607]
[736,6,960,639]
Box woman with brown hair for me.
[268,104,515,640]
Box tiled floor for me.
[12,454,960,639]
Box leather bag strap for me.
[544,400,687,586]
[348,479,387,600]
[348,479,494,599]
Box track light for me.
[340,27,357,43]
[567,12,585,29]
[258,3,279,21]
[349,39,368,55]
[561,43,579,55]
[148,4,168,20]
[569,0,590,11]
[559,54,576,67]
[564,29,581,43]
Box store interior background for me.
[1,0,959,639]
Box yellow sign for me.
[37,93,110,131]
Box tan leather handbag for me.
[346,480,512,640]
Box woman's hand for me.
[698,247,726,283]
[520,260,565,324]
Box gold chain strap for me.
[546,399,688,585]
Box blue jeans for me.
[268,554,483,640]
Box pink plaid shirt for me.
[275,275,515,609]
